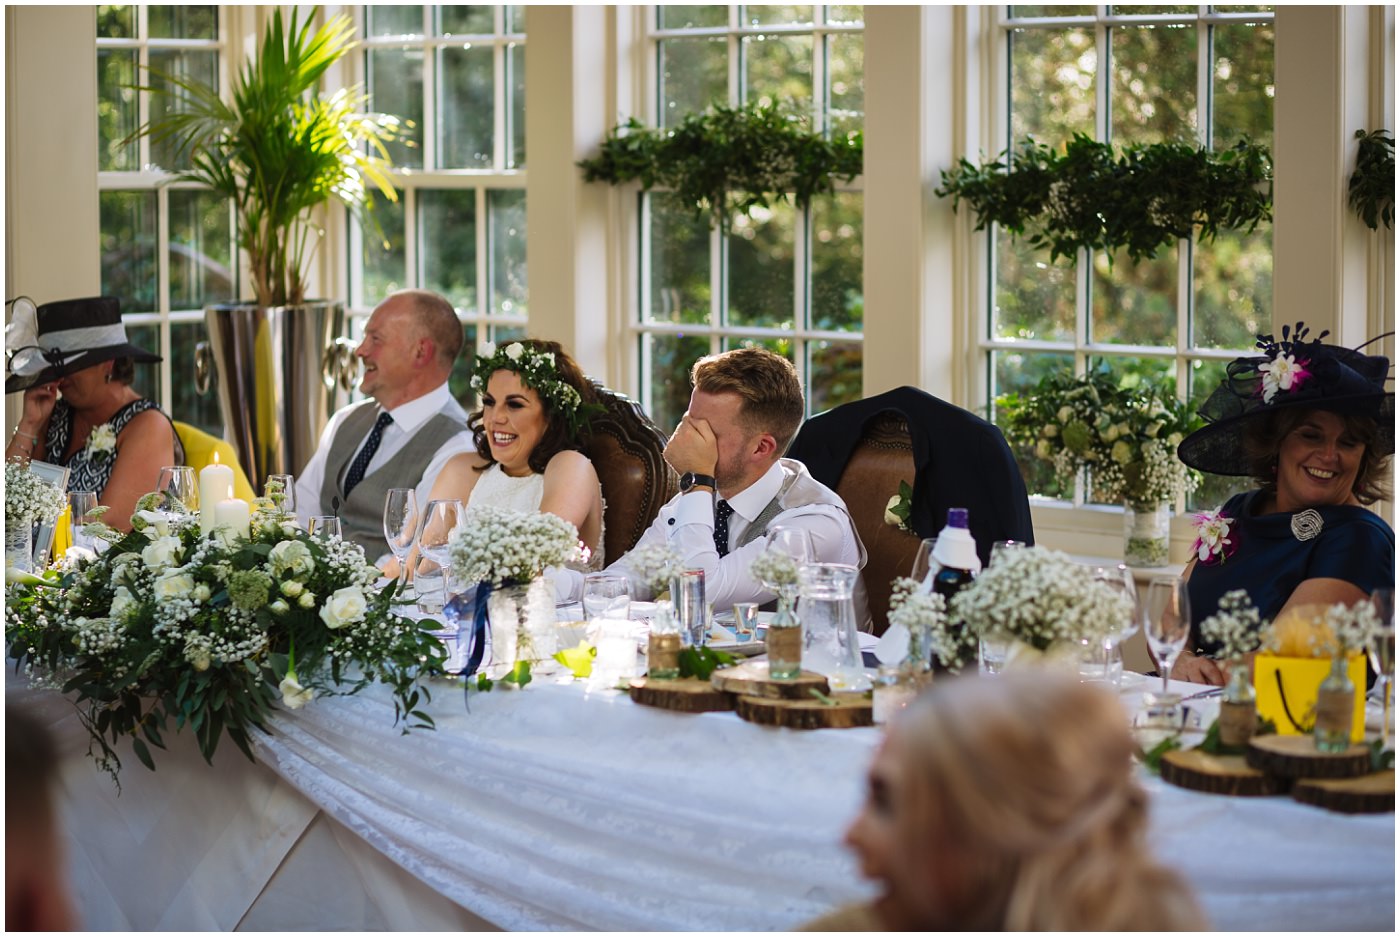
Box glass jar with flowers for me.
[998,370,1201,566]
[5,458,67,571]
[1198,589,1265,748]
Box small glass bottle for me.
[1217,661,1257,748]
[646,600,682,680]
[766,586,802,679]
[1314,652,1355,752]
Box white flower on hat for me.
[1258,352,1310,404]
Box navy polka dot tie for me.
[344,411,394,498]
[714,499,734,557]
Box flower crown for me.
[470,341,588,435]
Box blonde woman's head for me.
[843,671,1204,931]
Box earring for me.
[105,370,113,383]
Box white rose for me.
[269,540,315,578]
[132,510,172,539]
[279,673,314,709]
[1111,440,1134,465]
[269,599,290,615]
[279,521,301,539]
[193,583,212,603]
[542,351,555,365]
[141,536,184,570]
[1145,420,1164,438]
[319,586,368,629]
[1057,406,1074,423]
[884,495,902,527]
[153,571,196,601]
[187,646,212,672]
[479,340,496,358]
[1034,439,1053,460]
[1167,432,1183,447]
[1040,424,1058,438]
[89,423,117,454]
[110,586,137,619]
[281,579,304,598]
[1103,424,1120,442]
[504,342,524,361]
[298,591,316,609]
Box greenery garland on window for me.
[1348,129,1395,231]
[578,102,863,231]
[933,134,1273,264]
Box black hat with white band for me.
[5,296,161,394]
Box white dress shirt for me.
[295,382,473,530]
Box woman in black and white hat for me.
[1172,323,1394,684]
[5,296,183,530]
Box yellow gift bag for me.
[1254,652,1367,742]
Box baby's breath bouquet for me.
[6,496,444,783]
[447,505,582,587]
[623,542,683,598]
[749,548,800,591]
[1199,589,1266,662]
[949,546,1134,655]
[887,577,971,671]
[5,457,67,531]
[998,369,1200,508]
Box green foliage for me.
[1140,734,1182,773]
[935,134,1273,264]
[552,642,596,679]
[677,645,737,681]
[1370,737,1395,771]
[126,7,405,307]
[1348,129,1395,231]
[579,102,863,231]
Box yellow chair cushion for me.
[173,421,257,502]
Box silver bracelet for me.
[10,428,38,445]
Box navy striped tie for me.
[344,411,394,498]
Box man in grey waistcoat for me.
[550,346,870,625]
[295,289,471,560]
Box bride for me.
[387,339,605,577]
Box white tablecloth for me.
[10,671,1395,931]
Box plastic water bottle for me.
[931,507,981,602]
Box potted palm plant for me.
[128,6,403,482]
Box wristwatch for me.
[678,471,717,493]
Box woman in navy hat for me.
[1171,323,1394,684]
[5,296,183,530]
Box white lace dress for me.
[467,463,605,570]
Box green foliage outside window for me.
[1348,129,1395,231]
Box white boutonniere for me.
[86,423,117,462]
[883,480,915,534]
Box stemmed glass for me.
[155,466,198,519]
[382,488,420,598]
[765,526,815,566]
[68,491,99,553]
[308,515,341,539]
[1369,587,1395,750]
[417,499,464,601]
[265,473,295,516]
[910,537,938,590]
[1091,563,1139,682]
[583,573,632,622]
[1142,576,1191,710]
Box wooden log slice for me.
[710,659,829,700]
[1159,748,1284,797]
[734,693,873,730]
[629,677,733,713]
[1292,771,1395,814]
[1245,733,1372,780]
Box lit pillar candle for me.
[199,455,235,535]
[214,486,251,540]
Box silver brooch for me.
[1290,509,1324,541]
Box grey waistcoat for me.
[320,401,466,557]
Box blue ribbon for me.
[444,580,493,710]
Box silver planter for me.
[199,300,358,483]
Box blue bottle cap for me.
[946,507,969,529]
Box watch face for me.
[680,472,697,491]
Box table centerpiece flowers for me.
[947,545,1135,668]
[998,369,1201,566]
[446,505,583,680]
[5,496,445,783]
[5,457,67,571]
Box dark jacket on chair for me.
[786,386,1034,569]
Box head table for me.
[9,657,1395,931]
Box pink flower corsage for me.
[1191,509,1236,565]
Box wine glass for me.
[265,473,295,515]
[417,499,464,599]
[989,539,1026,568]
[1142,576,1191,709]
[583,573,632,622]
[382,488,420,596]
[308,515,341,540]
[1370,587,1395,750]
[765,526,815,565]
[68,491,99,553]
[155,466,198,518]
[1090,563,1138,685]
[910,537,938,590]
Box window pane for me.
[489,189,528,317]
[744,34,813,111]
[809,340,862,415]
[648,194,711,326]
[811,192,862,332]
[659,37,727,126]
[508,42,526,168]
[1194,225,1271,350]
[828,33,864,138]
[993,349,1075,500]
[97,5,135,38]
[171,320,223,434]
[645,333,709,436]
[368,6,423,38]
[100,191,157,314]
[440,6,493,35]
[359,197,406,306]
[98,49,138,171]
[1090,246,1177,346]
[1213,21,1274,150]
[420,190,477,311]
[1010,28,1096,146]
[827,6,864,26]
[440,45,493,168]
[1011,6,1094,16]
[659,5,727,29]
[727,203,795,330]
[169,190,233,310]
[448,322,482,407]
[1112,5,1196,14]
[1110,24,1197,145]
[744,5,815,27]
[149,49,218,172]
[1187,357,1250,509]
[994,233,1074,342]
[504,5,525,34]
[369,48,425,169]
[127,324,161,404]
[148,6,217,40]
